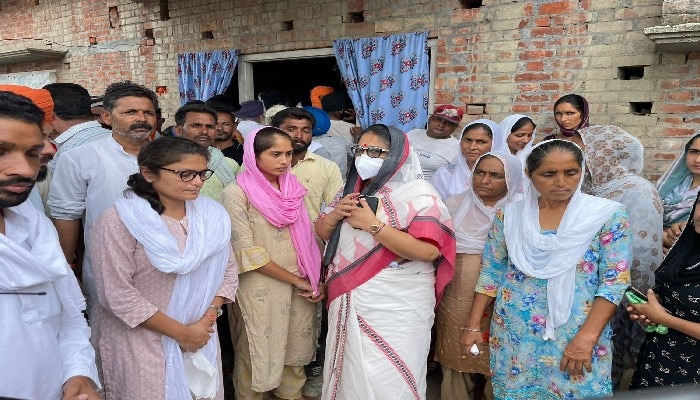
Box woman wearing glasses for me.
[89,137,238,399]
[221,127,322,400]
[315,124,456,400]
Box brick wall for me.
[0,0,696,178]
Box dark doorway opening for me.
[224,56,344,107]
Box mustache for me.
[129,122,153,131]
[0,176,35,186]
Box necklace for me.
[179,217,188,235]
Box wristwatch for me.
[369,222,386,236]
[208,304,223,318]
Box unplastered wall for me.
[0,0,696,178]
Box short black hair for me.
[270,107,315,128]
[205,94,239,115]
[174,103,218,127]
[103,81,158,112]
[0,91,44,127]
[43,83,93,121]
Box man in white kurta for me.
[0,89,99,399]
[48,82,159,305]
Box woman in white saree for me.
[315,124,456,400]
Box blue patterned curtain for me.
[177,49,238,104]
[333,32,429,131]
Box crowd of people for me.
[0,80,698,400]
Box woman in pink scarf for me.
[221,127,322,400]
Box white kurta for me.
[406,129,460,180]
[0,202,99,400]
[48,134,139,301]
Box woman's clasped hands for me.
[176,318,214,352]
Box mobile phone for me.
[358,195,379,214]
[625,286,648,302]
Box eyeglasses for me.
[349,145,389,158]
[159,167,214,182]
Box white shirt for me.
[406,128,460,180]
[48,135,139,299]
[0,202,99,400]
[313,134,351,178]
[48,120,110,174]
[237,120,265,139]
[327,119,356,142]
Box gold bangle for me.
[461,327,481,332]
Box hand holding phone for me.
[357,195,379,214]
[625,286,669,334]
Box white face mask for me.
[354,154,384,180]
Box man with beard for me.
[406,105,463,180]
[174,102,239,201]
[49,81,158,307]
[0,85,59,214]
[206,94,244,165]
[0,91,100,400]
[271,107,342,227]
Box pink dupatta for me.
[236,127,322,290]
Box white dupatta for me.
[115,194,231,399]
[503,141,622,339]
[0,201,85,317]
[498,114,536,164]
[430,119,504,199]
[446,151,523,254]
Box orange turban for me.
[310,86,334,108]
[0,84,54,125]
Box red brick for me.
[659,79,681,89]
[652,152,679,160]
[660,117,684,124]
[526,61,545,71]
[682,79,700,88]
[539,1,573,15]
[540,83,561,91]
[514,72,552,82]
[662,91,694,101]
[531,26,564,36]
[519,49,555,60]
[564,59,584,69]
[535,16,550,27]
[664,127,697,137]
